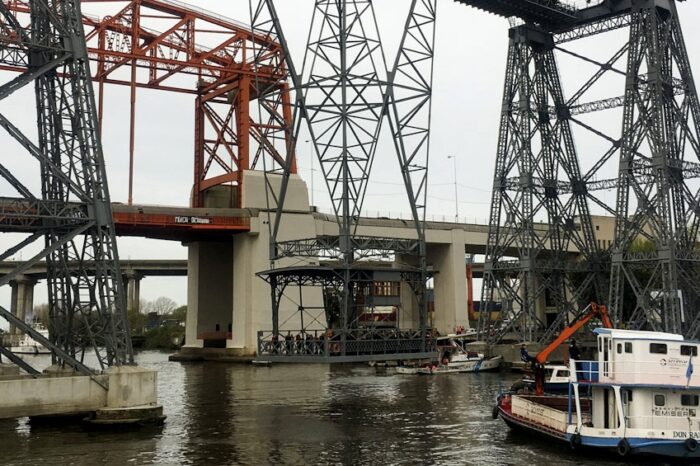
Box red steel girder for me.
[3,0,296,208]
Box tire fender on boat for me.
[686,438,698,452]
[569,433,581,451]
[491,405,499,420]
[617,438,631,457]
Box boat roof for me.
[593,328,684,341]
[436,333,475,341]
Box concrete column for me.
[10,275,35,335]
[395,253,419,330]
[124,271,142,315]
[185,241,233,348]
[427,229,469,335]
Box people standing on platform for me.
[520,344,536,367]
[284,331,293,355]
[568,339,582,361]
[569,339,582,379]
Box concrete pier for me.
[0,366,164,424]
[9,275,34,335]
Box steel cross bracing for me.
[462,0,700,342]
[609,3,700,337]
[0,0,131,374]
[3,0,294,209]
[251,0,437,356]
[477,24,605,344]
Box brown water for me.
[0,351,652,465]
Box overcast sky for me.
[1,0,700,320]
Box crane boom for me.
[534,302,612,394]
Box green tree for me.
[172,305,187,323]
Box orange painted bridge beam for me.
[112,204,251,241]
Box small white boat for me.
[8,323,50,355]
[520,364,571,393]
[395,365,422,374]
[417,354,502,375]
[395,334,502,375]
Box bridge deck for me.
[455,0,577,27]
[112,204,250,241]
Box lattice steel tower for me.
[252,0,437,360]
[461,0,700,341]
[476,23,603,343]
[0,0,131,374]
[610,2,700,336]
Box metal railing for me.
[257,329,435,358]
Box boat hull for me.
[498,401,700,459]
[8,346,50,355]
[417,356,502,375]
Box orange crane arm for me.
[535,303,612,365]
[533,303,612,395]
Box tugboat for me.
[494,303,700,459]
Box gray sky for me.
[1,0,700,319]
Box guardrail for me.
[257,329,435,359]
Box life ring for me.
[492,405,500,420]
[569,433,581,451]
[686,438,698,452]
[617,438,631,457]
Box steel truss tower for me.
[462,0,700,342]
[610,2,700,336]
[0,0,131,375]
[478,25,603,343]
[251,0,437,360]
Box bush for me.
[143,325,184,350]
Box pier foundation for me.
[0,366,163,424]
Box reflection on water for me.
[0,352,636,465]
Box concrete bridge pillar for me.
[124,271,142,315]
[10,275,35,334]
[427,229,469,335]
[395,253,420,330]
[184,241,233,349]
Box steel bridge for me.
[1,0,699,372]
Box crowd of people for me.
[264,329,432,356]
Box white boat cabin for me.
[572,328,700,436]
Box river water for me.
[0,351,652,465]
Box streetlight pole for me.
[448,155,458,222]
[306,139,314,207]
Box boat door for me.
[599,334,612,378]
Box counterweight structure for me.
[253,0,438,361]
[4,0,294,209]
[461,0,700,341]
[0,0,131,374]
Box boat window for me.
[654,394,666,407]
[626,390,633,402]
[625,342,632,353]
[682,394,700,406]
[650,343,667,354]
[617,343,622,354]
[681,345,698,356]
[558,370,569,378]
